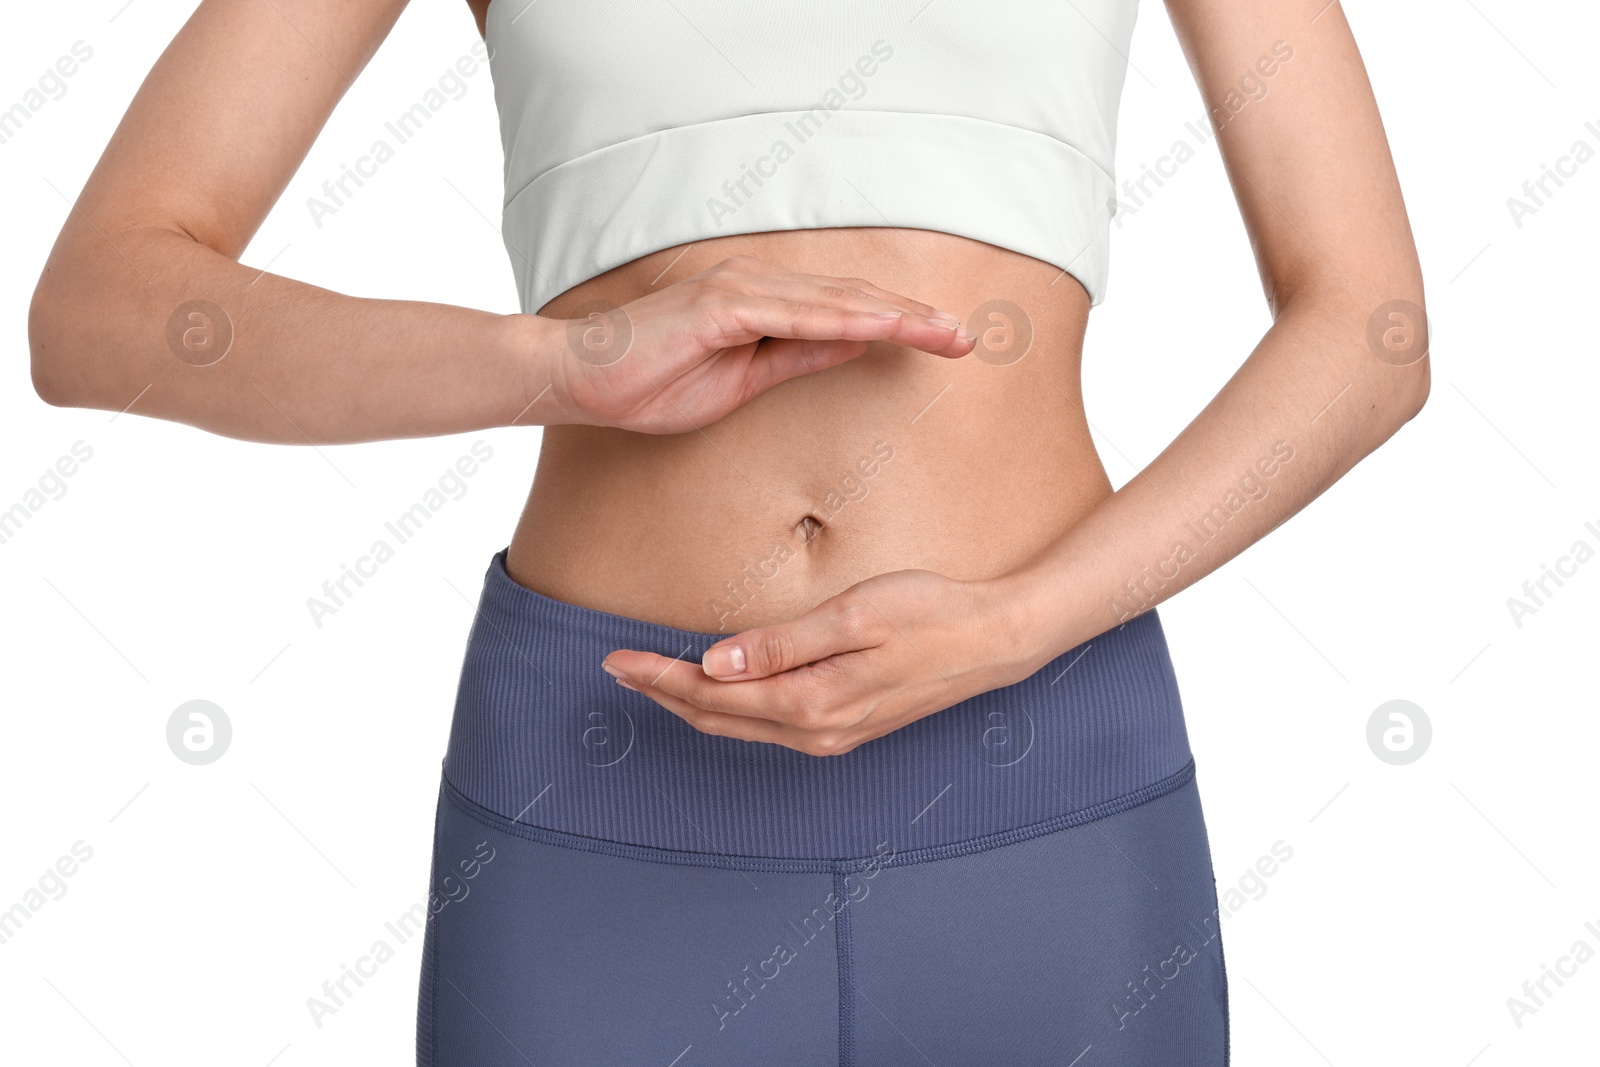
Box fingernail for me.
[601,661,624,679]
[703,644,746,677]
[871,311,903,321]
[615,677,638,692]
[931,310,962,326]
[957,327,977,344]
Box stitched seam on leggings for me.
[1219,918,1232,1066]
[439,758,1196,872]
[834,870,856,1067]
[429,906,439,1065]
[425,785,443,1067]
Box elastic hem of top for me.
[501,108,1114,208]
[499,107,1116,314]
[438,758,1197,874]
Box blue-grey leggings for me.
[417,550,1229,1065]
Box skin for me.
[31,0,1428,759]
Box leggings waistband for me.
[442,549,1193,862]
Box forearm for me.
[996,288,1430,665]
[29,223,555,444]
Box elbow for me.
[1312,284,1432,431]
[1381,293,1431,426]
[29,356,78,411]
[1366,268,1432,425]
[1398,349,1430,423]
[1366,329,1430,438]
[1278,259,1432,426]
[29,275,81,408]
[28,269,106,410]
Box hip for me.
[441,547,1194,863]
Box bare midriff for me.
[501,227,1114,633]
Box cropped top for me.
[485,0,1139,315]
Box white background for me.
[1,1,1595,1064]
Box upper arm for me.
[1162,0,1424,317]
[73,0,411,258]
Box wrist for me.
[981,561,1096,677]
[972,568,1056,682]
[498,311,579,428]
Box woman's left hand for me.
[600,569,1048,756]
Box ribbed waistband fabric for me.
[442,549,1192,862]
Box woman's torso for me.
[507,226,1112,631]
[464,0,1125,630]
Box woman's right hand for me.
[538,255,977,434]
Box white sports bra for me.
[485,0,1139,314]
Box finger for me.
[717,295,975,358]
[771,271,955,326]
[740,337,872,396]
[809,274,947,321]
[746,334,969,403]
[623,676,792,744]
[605,646,874,729]
[604,650,815,721]
[627,676,858,756]
[695,261,977,355]
[735,273,973,349]
[702,599,882,680]
[718,256,951,321]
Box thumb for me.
[702,601,869,679]
[746,336,870,394]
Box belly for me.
[505,227,1112,632]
